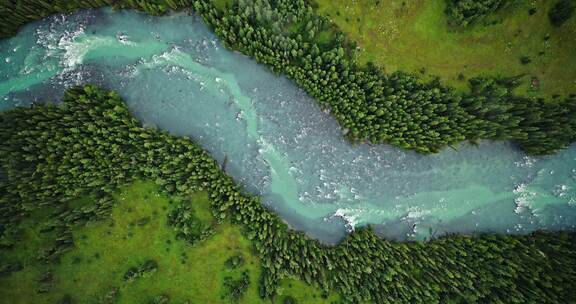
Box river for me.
[1,8,574,243]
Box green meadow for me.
[0,1,575,303]
[0,181,340,304]
[315,0,576,98]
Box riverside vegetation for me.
[0,0,575,155]
[0,85,575,303]
[0,0,576,303]
[1,180,337,303]
[315,0,576,98]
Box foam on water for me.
[1,8,575,243]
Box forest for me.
[0,0,576,303]
[1,85,575,303]
[0,0,575,155]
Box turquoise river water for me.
[1,8,575,243]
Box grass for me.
[314,0,576,99]
[0,181,340,304]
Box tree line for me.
[1,85,575,303]
[1,0,575,155]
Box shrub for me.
[167,203,214,245]
[549,0,575,26]
[124,260,158,282]
[224,255,245,270]
[445,0,507,27]
[520,56,532,65]
[223,271,250,302]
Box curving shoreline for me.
[1,85,575,302]
[1,8,574,243]
[1,0,575,155]
[1,1,575,302]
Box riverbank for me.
[1,85,575,303]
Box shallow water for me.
[1,8,575,243]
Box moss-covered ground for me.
[0,181,340,304]
[314,0,576,99]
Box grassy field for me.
[0,181,340,304]
[315,0,576,99]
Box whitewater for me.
[1,8,574,243]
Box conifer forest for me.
[0,0,575,303]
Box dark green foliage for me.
[1,85,575,303]
[0,0,575,156]
[0,261,23,276]
[123,268,139,282]
[224,254,245,270]
[0,0,168,37]
[549,0,575,26]
[223,271,250,302]
[283,295,297,304]
[520,55,531,64]
[198,0,575,155]
[445,0,507,27]
[167,203,214,245]
[123,259,158,282]
[35,271,54,294]
[0,1,575,302]
[58,294,74,304]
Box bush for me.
[520,56,532,65]
[224,255,245,270]
[124,260,158,282]
[549,0,575,26]
[223,271,250,302]
[445,0,507,27]
[167,203,214,245]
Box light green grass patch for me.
[277,278,341,303]
[315,0,576,99]
[0,181,339,304]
